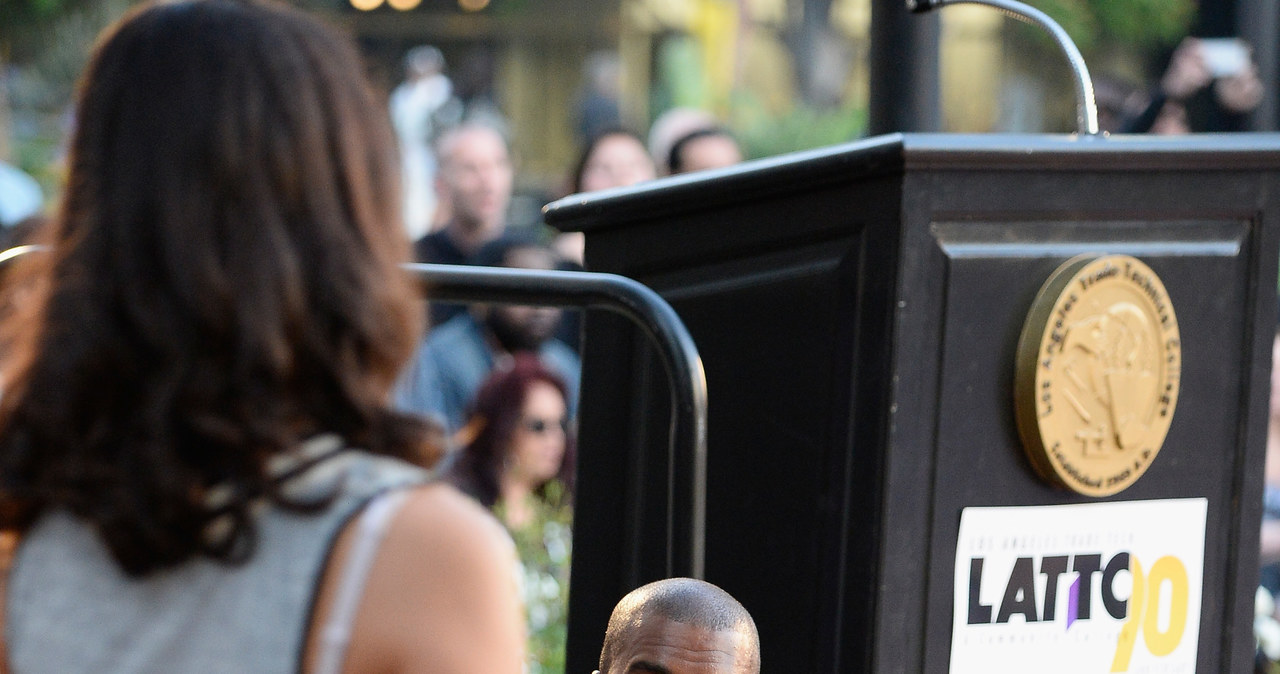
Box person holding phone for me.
[1123,36,1265,134]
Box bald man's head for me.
[434,123,512,238]
[597,578,760,674]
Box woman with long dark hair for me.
[0,1,523,671]
[444,354,574,673]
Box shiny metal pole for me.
[908,0,1101,136]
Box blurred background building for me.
[2,0,1277,215]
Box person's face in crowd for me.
[597,618,754,674]
[506,380,567,487]
[438,127,513,233]
[487,246,562,351]
[580,134,656,192]
[676,135,742,174]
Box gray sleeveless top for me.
[5,436,428,674]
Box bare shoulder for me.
[392,482,515,555]
[312,482,526,674]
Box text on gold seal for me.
[1014,255,1181,497]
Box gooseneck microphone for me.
[907,0,1101,136]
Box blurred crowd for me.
[380,47,746,668]
[0,2,1277,672]
[0,3,754,672]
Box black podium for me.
[546,133,1280,673]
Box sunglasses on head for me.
[520,417,568,434]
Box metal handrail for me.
[408,263,708,578]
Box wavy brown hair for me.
[0,0,435,576]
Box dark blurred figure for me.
[397,233,580,435]
[1092,76,1153,134]
[391,45,456,240]
[595,577,761,674]
[575,51,623,144]
[0,1,524,671]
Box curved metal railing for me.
[409,263,708,578]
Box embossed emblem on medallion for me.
[1015,255,1181,497]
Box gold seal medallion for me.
[1015,255,1181,497]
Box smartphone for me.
[1199,38,1249,78]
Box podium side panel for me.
[567,173,905,672]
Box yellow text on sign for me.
[1110,555,1190,672]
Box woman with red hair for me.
[444,354,575,673]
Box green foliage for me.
[1089,0,1195,50]
[729,91,866,160]
[3,0,133,191]
[2,0,72,25]
[499,481,573,674]
[1,0,98,60]
[1025,0,1195,55]
[1032,0,1099,51]
[653,35,711,112]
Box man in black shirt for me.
[415,123,514,325]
